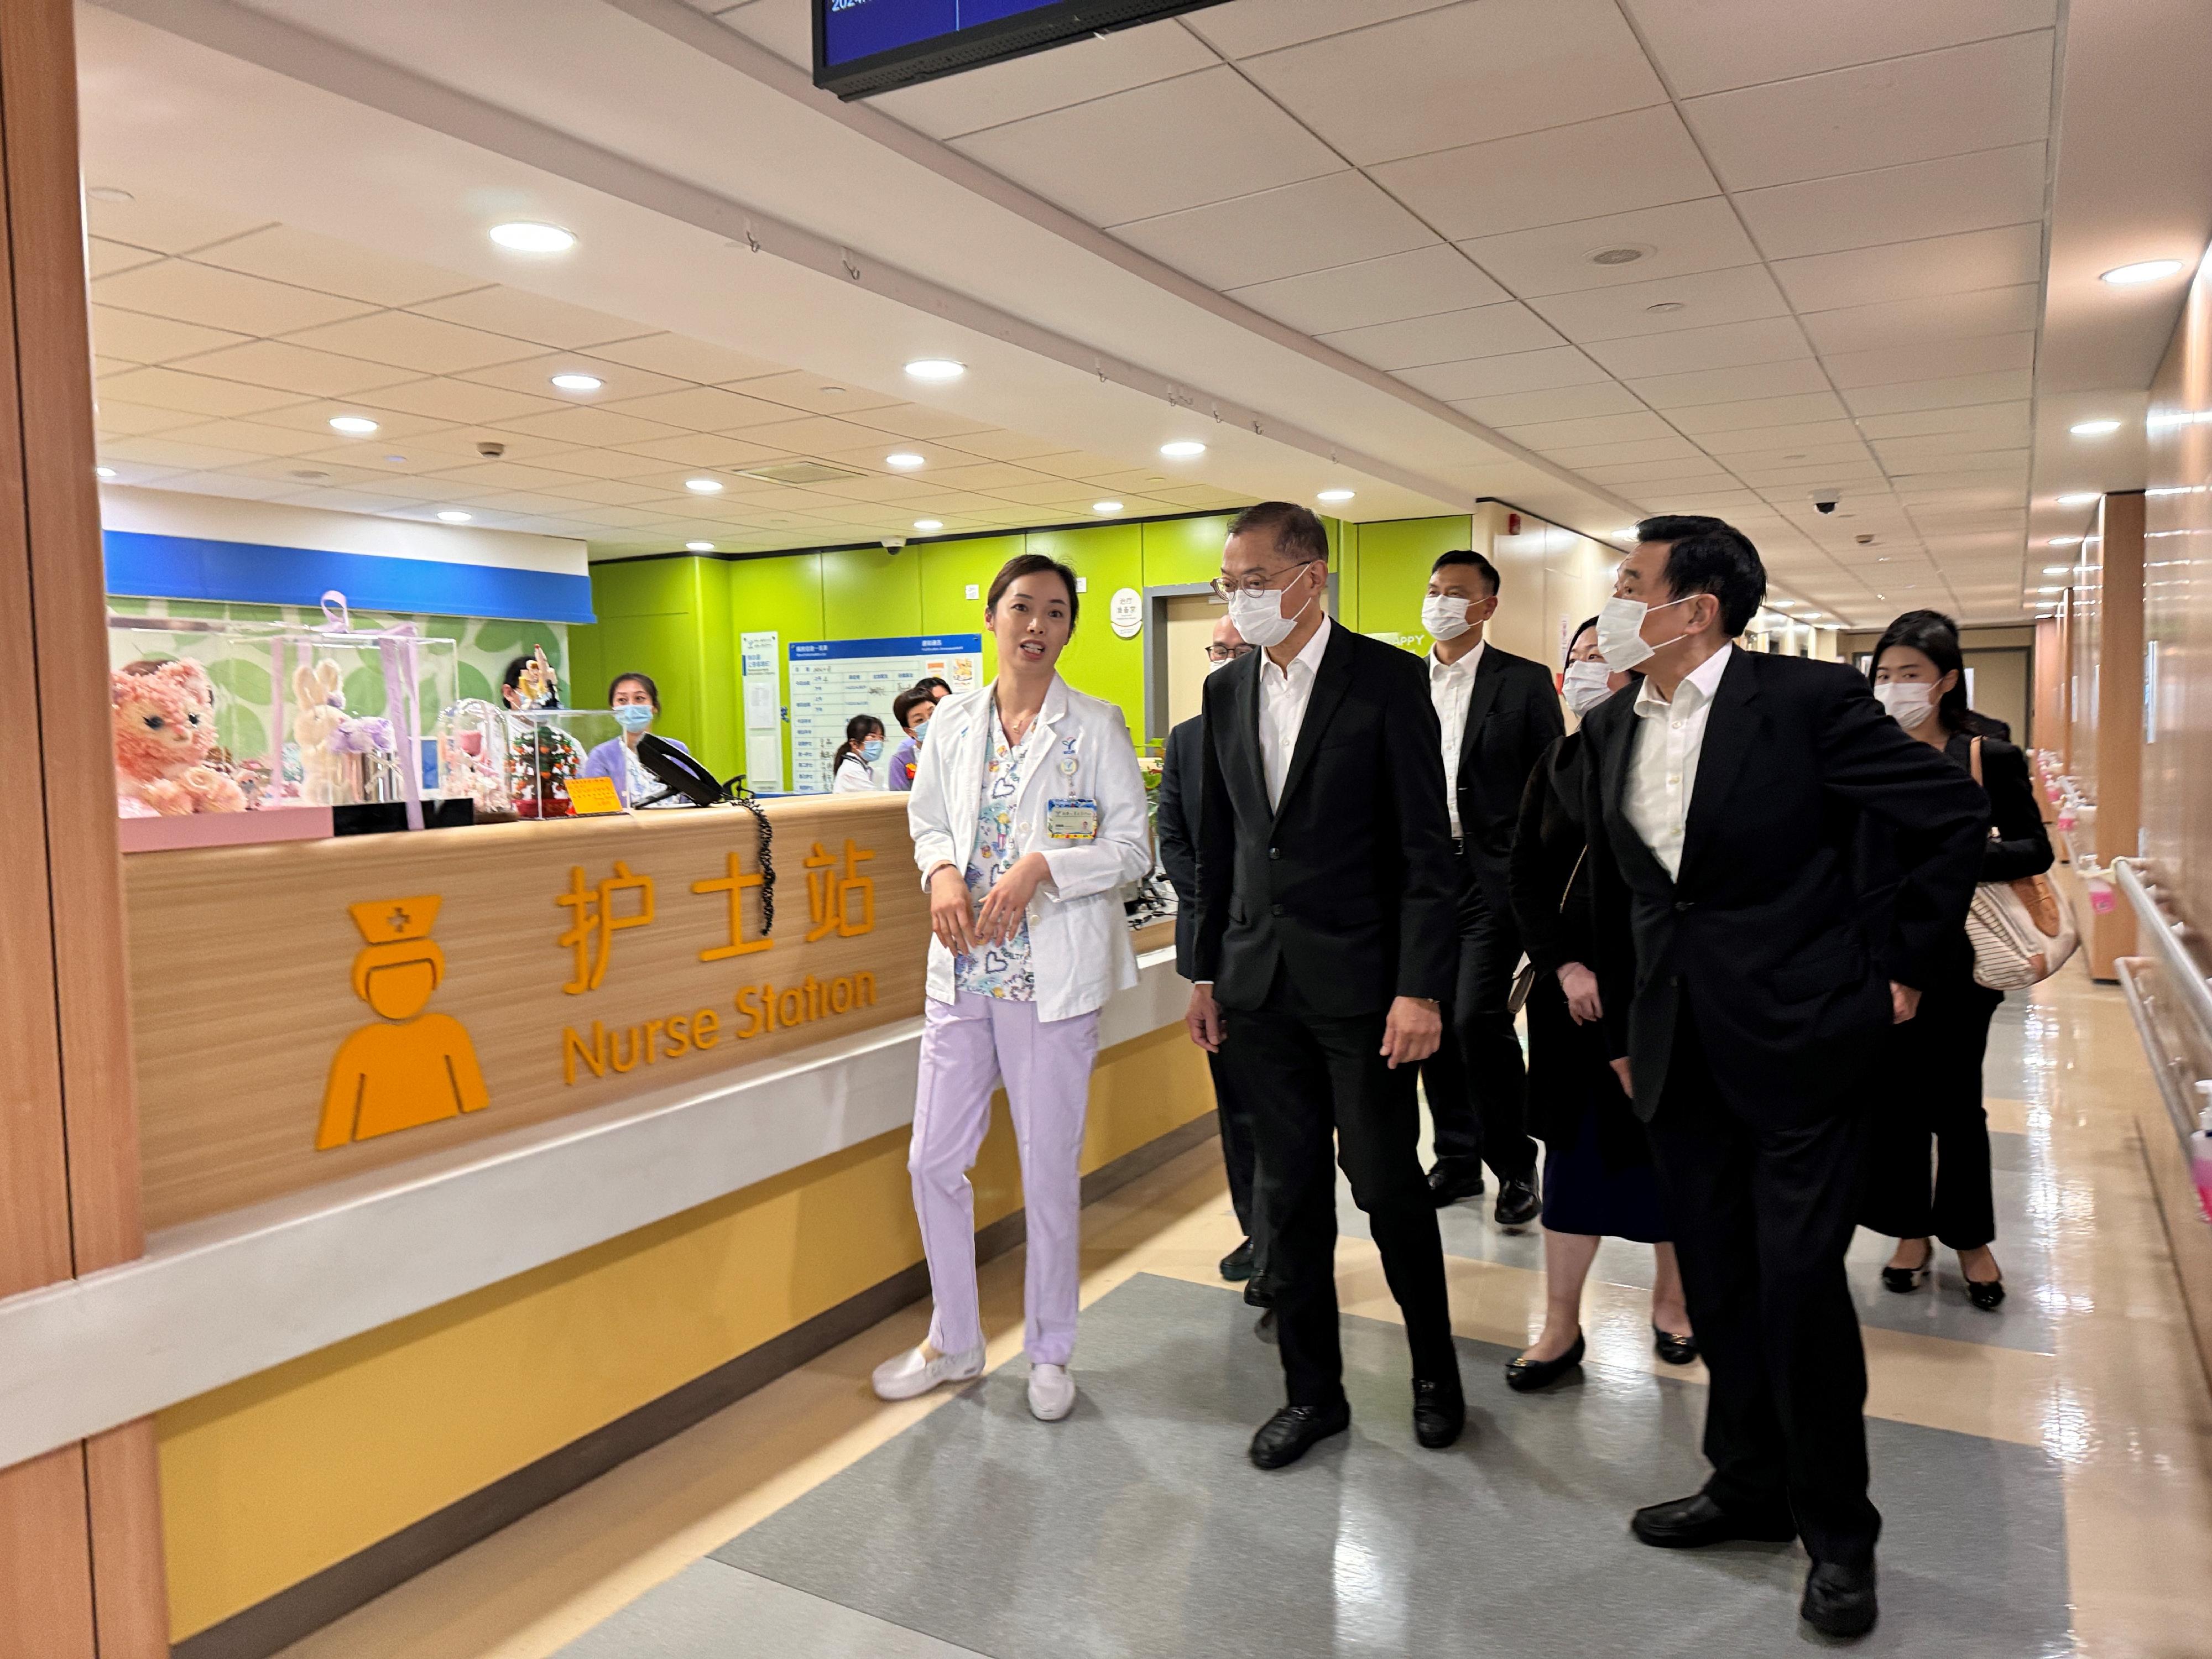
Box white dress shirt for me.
[1258,613,1332,810]
[1428,638,1484,839]
[1624,644,1733,880]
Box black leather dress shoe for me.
[1494,1176,1541,1229]
[1629,1491,1796,1549]
[1219,1238,1255,1282]
[1411,1378,1464,1449]
[1249,1401,1350,1469]
[1801,1558,1879,1638]
[1652,1324,1698,1366]
[1504,1332,1584,1392]
[1427,1160,1485,1207]
[1965,1274,2006,1311]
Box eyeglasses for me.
[1211,558,1317,600]
[1206,643,1255,663]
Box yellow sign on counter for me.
[564,774,624,816]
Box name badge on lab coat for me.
[1046,799,1100,841]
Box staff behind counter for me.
[577,671,693,808]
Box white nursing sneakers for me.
[1026,1363,1077,1421]
[870,1343,985,1401]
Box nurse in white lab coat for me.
[871,554,1152,1422]
[830,714,886,792]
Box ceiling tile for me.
[1734,143,2048,261]
[1396,346,1614,399]
[1854,401,2031,440]
[1800,284,2041,354]
[1499,411,1681,451]
[591,333,787,385]
[1841,369,2034,415]
[410,286,658,351]
[514,445,674,481]
[1622,0,2056,98]
[1822,331,2035,389]
[151,418,333,460]
[461,351,692,401]
[1666,390,1850,432]
[1238,0,1665,167]
[1525,264,1788,343]
[598,385,799,432]
[1372,106,1716,241]
[83,191,270,255]
[281,311,542,375]
[863,404,999,441]
[93,400,200,437]
[1682,33,2054,192]
[89,305,251,366]
[607,433,795,469]
[1772,223,2044,310]
[93,260,377,335]
[1451,382,1647,426]
[1696,419,1865,455]
[1228,246,1511,335]
[1541,436,1705,469]
[869,17,1215,139]
[1454,197,1758,298]
[169,339,426,398]
[102,434,268,470]
[87,237,164,280]
[354,377,567,425]
[491,405,694,448]
[1114,171,1437,289]
[1579,456,1739,484]
[1580,316,1811,379]
[742,415,924,455]
[191,225,482,307]
[944,431,1083,463]
[951,66,1338,226]
[1321,301,1563,371]
[94,366,303,418]
[1182,0,1453,59]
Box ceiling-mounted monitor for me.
[815,0,1230,100]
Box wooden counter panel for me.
[127,795,926,1230]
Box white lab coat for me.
[908,675,1151,1021]
[833,753,881,793]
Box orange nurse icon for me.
[316,895,489,1149]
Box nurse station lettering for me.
[559,836,880,1087]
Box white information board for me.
[739,629,784,793]
[787,634,983,794]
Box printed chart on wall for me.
[788,634,982,793]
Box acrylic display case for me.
[438,706,623,820]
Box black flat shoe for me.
[1652,1324,1698,1366]
[1965,1275,2006,1311]
[1249,1400,1349,1469]
[1504,1332,1584,1392]
[1412,1376,1464,1449]
[1801,1558,1879,1639]
[1494,1175,1541,1230]
[1219,1238,1255,1282]
[1631,1491,1796,1549]
[1427,1161,1485,1208]
[1880,1241,1933,1294]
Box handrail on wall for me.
[2112,860,2212,1223]
[2115,858,2212,1048]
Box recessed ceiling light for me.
[384,453,407,463]
[1801,612,1823,620]
[686,540,715,551]
[1587,244,1651,266]
[2101,259,2185,286]
[1318,489,1355,503]
[2056,492,2098,505]
[1646,301,1686,314]
[289,469,330,483]
[437,510,473,523]
[86,186,133,204]
[885,452,925,469]
[1160,440,1206,458]
[904,359,965,382]
[1092,500,1124,515]
[818,386,844,395]
[2043,565,2072,574]
[2070,418,2121,437]
[913,519,943,531]
[2049,535,2082,546]
[2037,586,2063,594]
[328,415,379,434]
[94,465,116,479]
[550,372,602,392]
[489,221,575,253]
[685,477,724,493]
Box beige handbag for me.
[1965,738,2077,990]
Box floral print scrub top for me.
[956,709,1037,1001]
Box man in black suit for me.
[1186,503,1465,1470]
[1415,549,1564,1223]
[1156,614,1259,1284]
[1579,516,1986,1640]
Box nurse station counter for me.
[3,795,1206,1653]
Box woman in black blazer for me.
[1861,610,2054,1310]
[1500,619,1694,1391]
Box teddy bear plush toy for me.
[111,659,247,816]
[291,659,348,805]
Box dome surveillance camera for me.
[476,441,506,459]
[1813,493,1839,514]
[882,536,906,551]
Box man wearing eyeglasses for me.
[1186,502,1464,1470]
[1156,615,1264,1303]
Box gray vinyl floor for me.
[559,1273,2071,1659]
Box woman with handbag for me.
[1500,619,1695,1391]
[1863,609,2054,1310]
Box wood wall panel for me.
[2086,493,2143,978]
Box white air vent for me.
[738,460,863,486]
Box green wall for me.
[1338,515,1475,641]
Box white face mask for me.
[1225,568,1316,651]
[1205,653,1237,676]
[1875,681,1938,729]
[1562,660,1614,718]
[1596,594,1693,673]
[1422,594,1473,643]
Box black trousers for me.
[1223,967,1458,1407]
[1862,982,2001,1249]
[1645,1005,1881,1567]
[1422,868,1536,1182]
[1209,1047,1258,1239]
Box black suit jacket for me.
[1195,623,1462,1017]
[1156,713,1204,980]
[1444,642,1565,915]
[1581,646,1988,1126]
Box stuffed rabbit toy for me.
[292,660,347,805]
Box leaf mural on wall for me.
[456,662,495,706]
[343,663,387,714]
[217,704,267,761]
[205,656,273,705]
